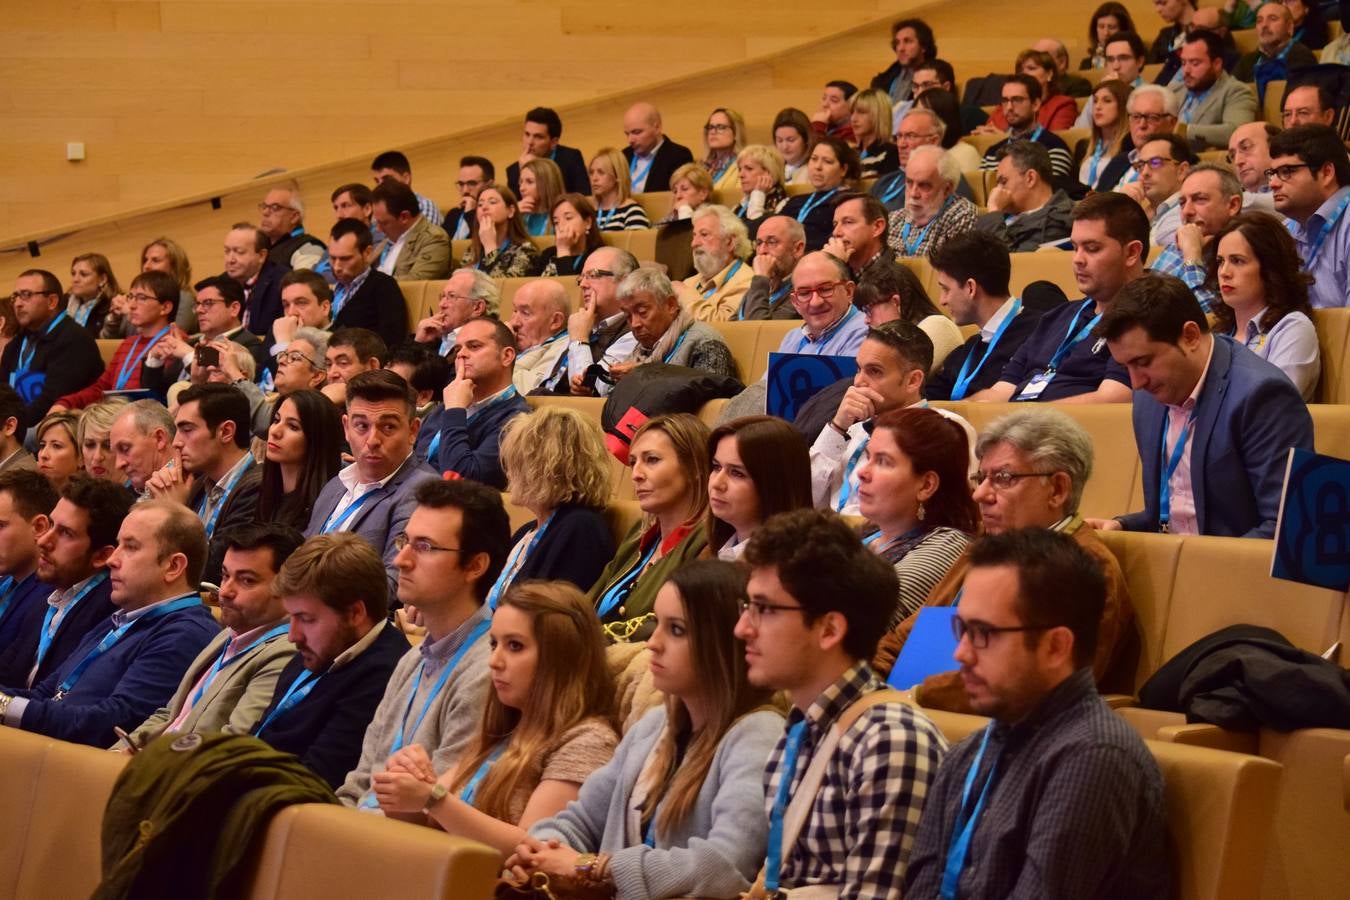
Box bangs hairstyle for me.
[448,581,616,821]
[849,88,894,139]
[258,390,344,528]
[812,136,863,184]
[590,147,634,200]
[639,561,779,839]
[870,407,979,534]
[272,531,389,621]
[499,406,611,511]
[736,144,786,187]
[705,416,813,550]
[141,237,193,291]
[522,157,567,218]
[630,414,712,529]
[551,193,605,257]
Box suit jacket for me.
[185,462,264,584]
[0,313,105,428]
[377,216,451,281]
[333,269,408,349]
[0,575,60,683]
[240,260,288,338]
[1170,73,1257,149]
[441,207,477,241]
[622,138,695,193]
[305,455,440,597]
[0,573,115,690]
[125,622,294,745]
[1119,336,1314,538]
[507,145,591,196]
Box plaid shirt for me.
[1149,243,1215,311]
[886,197,978,259]
[764,662,947,900]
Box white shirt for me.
[328,453,411,529]
[378,228,412,276]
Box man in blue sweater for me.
[0,471,59,664]
[0,499,219,746]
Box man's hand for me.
[752,250,777,279]
[1175,222,1205,265]
[107,293,130,320]
[272,314,303,346]
[1085,517,1124,531]
[150,333,192,362]
[810,100,831,125]
[1115,183,1151,216]
[822,236,850,262]
[607,360,637,381]
[568,294,597,342]
[443,354,475,410]
[321,382,348,407]
[146,459,194,506]
[985,185,1011,213]
[569,373,596,396]
[832,384,884,432]
[414,314,447,343]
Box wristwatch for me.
[0,692,12,721]
[420,782,448,815]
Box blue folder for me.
[886,606,960,690]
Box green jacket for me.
[588,520,708,643]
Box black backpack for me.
[600,364,742,460]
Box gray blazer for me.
[306,454,440,597]
[1170,72,1257,149]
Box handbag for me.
[493,870,616,900]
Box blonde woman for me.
[373,582,619,856]
[105,237,197,337]
[35,413,81,491]
[67,253,121,336]
[850,88,900,178]
[656,163,714,226]
[732,145,788,223]
[77,397,130,483]
[519,157,567,237]
[589,147,651,231]
[701,108,747,193]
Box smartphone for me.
[196,344,220,369]
[113,726,139,755]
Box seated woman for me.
[66,253,120,336]
[731,144,788,226]
[779,137,860,250]
[855,407,979,623]
[1080,2,1135,69]
[850,88,900,179]
[519,157,566,237]
[772,107,814,186]
[35,412,81,491]
[983,49,1078,132]
[1077,79,1131,191]
[589,148,652,231]
[701,108,746,194]
[459,185,540,278]
[373,581,619,854]
[655,163,714,226]
[487,407,617,603]
[914,89,983,172]
[258,389,344,530]
[854,262,964,371]
[507,561,782,900]
[1288,0,1329,50]
[533,195,605,277]
[588,414,710,642]
[78,397,130,484]
[706,416,812,561]
[1211,211,1321,401]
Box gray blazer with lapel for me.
[1170,72,1257,149]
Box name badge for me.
[1016,370,1055,401]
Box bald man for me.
[1234,3,1319,98]
[508,279,571,394]
[620,102,695,193]
[1031,38,1093,97]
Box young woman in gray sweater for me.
[506,561,784,899]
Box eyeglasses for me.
[1129,112,1174,125]
[257,202,295,215]
[193,298,227,310]
[970,469,1057,490]
[1130,156,1178,172]
[912,80,943,93]
[895,130,938,143]
[951,615,1051,649]
[792,282,841,303]
[126,291,163,304]
[754,236,784,249]
[438,290,472,304]
[704,123,733,133]
[9,290,56,303]
[277,349,321,368]
[576,269,616,284]
[738,599,806,623]
[1264,163,1310,182]
[393,533,462,556]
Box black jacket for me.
[924,305,1044,401]
[236,260,287,338]
[622,138,695,193]
[185,463,264,585]
[0,312,104,428]
[507,145,592,196]
[0,573,115,692]
[333,269,408,349]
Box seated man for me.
[1147,0,1197,69]
[1269,124,1350,308]
[508,280,571,394]
[739,216,806,320]
[323,327,388,407]
[257,183,327,272]
[681,205,755,322]
[269,269,334,370]
[1116,133,1197,248]
[1282,83,1337,128]
[870,18,935,107]
[1095,86,1180,192]
[145,384,261,583]
[1149,163,1244,310]
[143,275,267,394]
[385,346,452,464]
[121,523,302,747]
[222,223,287,338]
[976,141,1074,251]
[737,509,947,898]
[979,75,1074,177]
[1097,273,1314,537]
[1233,3,1319,100]
[1172,30,1258,150]
[0,472,60,677]
[371,180,451,282]
[925,232,1043,401]
[506,106,591,196]
[871,108,978,213]
[1034,37,1094,97]
[441,156,494,241]
[305,369,439,595]
[810,80,859,141]
[772,251,869,360]
[252,532,411,789]
[0,387,35,473]
[0,500,219,746]
[873,409,1135,711]
[973,192,1141,404]
[621,102,695,194]
[811,320,974,515]
[51,270,181,411]
[371,150,441,225]
[433,317,531,486]
[110,400,175,495]
[903,529,1168,899]
[887,146,978,258]
[413,268,502,360]
[613,268,737,381]
[913,58,989,132]
[1227,121,1280,197]
[562,247,640,394]
[331,181,379,241]
[1075,32,1149,128]
[338,478,510,808]
[0,270,104,430]
[248,327,330,436]
[825,192,896,280]
[327,219,408,349]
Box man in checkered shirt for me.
[737,509,947,899]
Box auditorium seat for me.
[959,131,1004,158]
[632,192,671,222]
[784,183,815,197]
[708,322,761,382]
[97,339,120,365]
[1257,727,1350,900]
[1311,307,1350,403]
[1096,530,1184,696]
[1311,403,1350,458]
[899,256,940,300]
[748,319,804,381]
[1008,250,1076,297]
[961,171,988,206]
[1262,80,1286,127]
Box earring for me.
[916,500,926,522]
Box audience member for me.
[851,264,962,366]
[915,88,985,170]
[143,276,266,393]
[65,253,120,337]
[771,252,869,362]
[110,400,175,495]
[1096,273,1313,537]
[1095,85,1179,191]
[2,269,104,429]
[1174,30,1258,149]
[780,137,860,250]
[622,103,696,194]
[0,386,35,473]
[563,247,640,392]
[1117,133,1197,248]
[505,107,591,197]
[611,269,737,383]
[0,472,59,679]
[682,206,754,322]
[738,216,805,321]
[1149,163,1243,310]
[1033,38,1094,97]
[852,89,900,178]
[732,144,789,226]
[657,162,714,227]
[386,345,452,464]
[1233,3,1318,101]
[1075,32,1147,130]
[977,141,1074,251]
[34,413,80,491]
[533,195,604,277]
[701,107,746,192]
[221,223,286,338]
[76,398,128,484]
[459,185,540,278]
[269,269,333,370]
[517,157,566,237]
[872,18,937,107]
[256,183,326,273]
[258,389,343,531]
[1079,81,1133,192]
[1282,83,1337,128]
[1320,0,1350,62]
[323,327,388,407]
[413,269,501,360]
[1081,3,1137,69]
[434,317,531,486]
[372,180,452,281]
[508,280,571,394]
[811,80,859,141]
[1287,0,1329,48]
[825,192,893,280]
[706,416,813,561]
[1147,0,1198,66]
[871,108,945,212]
[904,529,1167,899]
[331,182,378,239]
[982,50,1078,131]
[371,150,442,225]
[134,236,199,333]
[587,147,652,231]
[772,108,814,185]
[268,329,329,410]
[887,146,978,257]
[326,219,407,349]
[1268,124,1350,308]
[978,75,1075,176]
[442,156,495,241]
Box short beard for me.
[692,248,726,279]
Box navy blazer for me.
[1119,336,1314,538]
[238,260,287,338]
[0,573,115,690]
[304,454,440,597]
[253,622,410,789]
[14,601,220,746]
[333,269,409,350]
[185,462,265,585]
[622,138,695,193]
[432,391,532,489]
[513,504,617,592]
[507,145,592,197]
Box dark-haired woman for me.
[1080,2,1136,69]
[705,416,813,561]
[258,389,344,530]
[778,137,860,250]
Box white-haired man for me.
[679,205,755,322]
[1095,85,1181,192]
[886,146,978,258]
[507,280,570,394]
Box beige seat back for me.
[1098,530,1185,692]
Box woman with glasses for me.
[731,145,789,226]
[1080,2,1136,69]
[855,407,979,624]
[772,108,814,186]
[705,416,812,562]
[588,414,710,643]
[588,148,651,231]
[258,388,343,531]
[1210,211,1321,400]
[35,412,82,491]
[701,108,746,194]
[77,398,130,484]
[518,157,567,237]
[66,253,121,337]
[506,561,782,900]
[459,185,540,278]
[270,329,330,398]
[532,195,606,277]
[850,88,900,179]
[1077,79,1132,190]
[780,137,860,250]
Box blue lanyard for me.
[794,304,857,352]
[643,814,659,848]
[55,593,201,699]
[321,486,383,534]
[629,153,654,189]
[1158,412,1196,533]
[115,326,169,390]
[1303,190,1350,267]
[660,329,690,364]
[765,718,809,893]
[73,300,96,328]
[939,725,1001,900]
[795,188,838,223]
[36,570,107,670]
[878,174,906,205]
[459,740,509,806]
[253,668,322,736]
[835,434,870,512]
[13,312,67,384]
[596,206,619,228]
[1026,125,1045,143]
[188,623,289,710]
[702,260,743,300]
[952,299,1022,400]
[739,280,792,320]
[596,539,659,618]
[196,456,255,538]
[426,431,442,465]
[1046,302,1101,372]
[899,196,953,256]
[466,385,520,425]
[486,512,556,611]
[1087,141,1107,188]
[709,158,732,183]
[390,618,491,753]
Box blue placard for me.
[766,353,858,422]
[887,606,960,690]
[1271,448,1350,592]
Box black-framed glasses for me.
[970,469,1057,490]
[126,291,163,304]
[9,290,57,303]
[738,599,806,623]
[393,533,462,556]
[1264,163,1311,182]
[704,123,733,133]
[1130,156,1177,172]
[951,615,1052,649]
[193,298,226,310]
[576,269,616,284]
[277,349,321,368]
[257,202,294,215]
[1128,112,1173,125]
